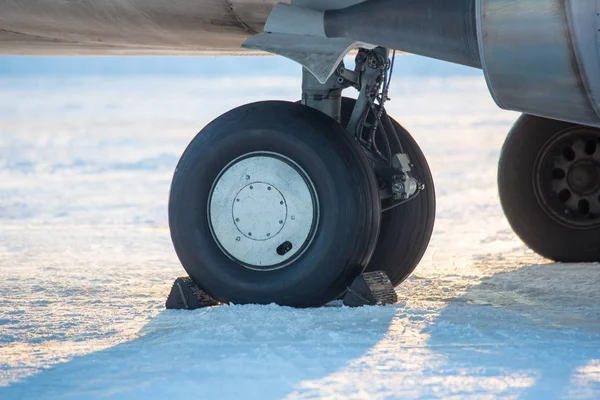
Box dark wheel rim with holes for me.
[535,127,600,228]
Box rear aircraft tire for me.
[340,98,436,286]
[499,114,600,262]
[169,101,381,307]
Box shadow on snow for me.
[3,260,600,399]
[427,261,600,397]
[1,303,397,399]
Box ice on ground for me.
[0,73,599,399]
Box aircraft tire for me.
[340,98,436,287]
[499,114,600,262]
[169,101,381,307]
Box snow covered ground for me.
[0,66,599,399]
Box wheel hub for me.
[536,128,600,227]
[232,182,287,241]
[208,152,318,270]
[567,161,600,196]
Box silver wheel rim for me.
[208,152,319,270]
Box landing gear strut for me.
[168,48,435,306]
[303,47,436,287]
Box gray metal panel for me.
[243,33,365,83]
[324,0,481,68]
[0,0,285,54]
[477,0,600,126]
[292,0,368,11]
[565,0,600,116]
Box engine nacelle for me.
[477,0,600,127]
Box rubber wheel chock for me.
[343,271,398,307]
[165,277,220,310]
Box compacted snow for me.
[1,69,599,399]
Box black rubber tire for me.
[340,98,436,286]
[498,114,600,262]
[169,101,381,307]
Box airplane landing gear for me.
[339,97,435,287]
[499,114,600,262]
[168,47,434,306]
[169,101,380,307]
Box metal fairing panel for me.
[243,33,365,84]
[243,1,372,83]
